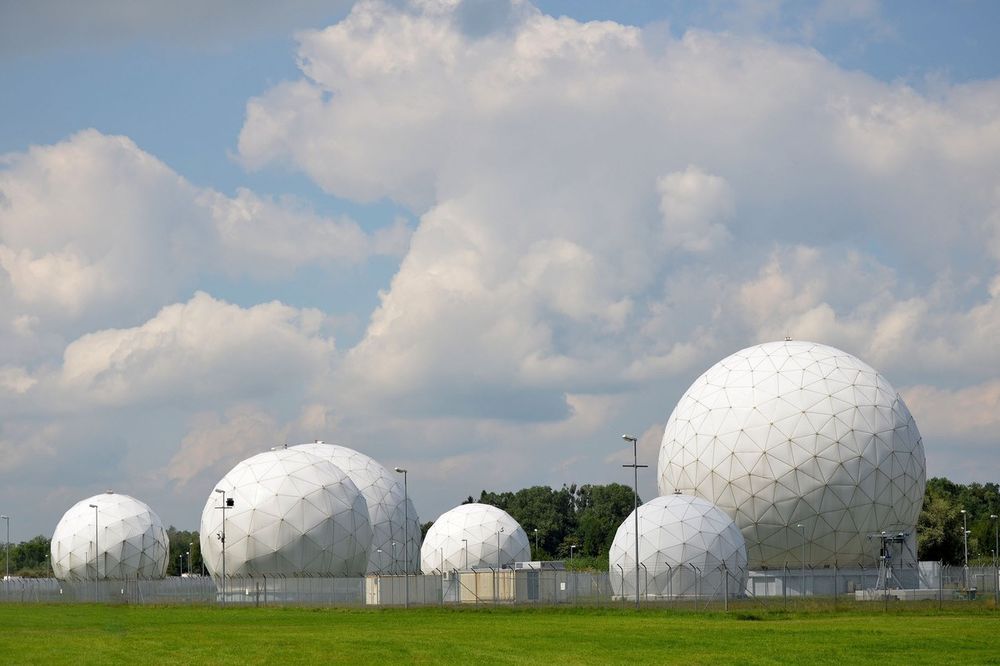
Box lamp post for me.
[214,489,233,606]
[1,515,9,582]
[992,514,999,607]
[89,504,99,580]
[570,544,576,562]
[394,467,409,609]
[797,523,805,597]
[534,528,539,558]
[462,539,468,570]
[621,434,647,611]
[88,504,99,599]
[961,509,969,590]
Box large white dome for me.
[609,494,747,599]
[657,340,926,568]
[293,442,420,574]
[199,449,372,579]
[420,503,531,573]
[51,491,168,581]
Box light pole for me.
[89,503,99,599]
[214,489,233,606]
[991,515,999,566]
[190,542,194,577]
[622,434,647,611]
[570,544,576,562]
[1,515,9,582]
[89,504,99,580]
[462,539,468,570]
[797,523,805,597]
[534,528,539,558]
[961,509,969,590]
[394,467,409,609]
[992,514,999,606]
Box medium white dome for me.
[199,448,372,579]
[293,442,420,574]
[420,503,530,573]
[609,494,747,599]
[657,340,926,568]
[51,491,168,581]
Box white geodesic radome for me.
[292,442,420,574]
[657,340,926,569]
[51,491,168,581]
[609,494,747,599]
[199,449,372,580]
[420,503,531,573]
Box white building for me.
[609,494,747,599]
[51,491,168,580]
[658,340,926,570]
[420,503,531,573]
[293,442,420,574]
[199,448,372,580]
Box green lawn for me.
[0,604,995,665]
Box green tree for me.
[165,527,202,576]
[467,483,637,569]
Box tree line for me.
[3,477,998,576]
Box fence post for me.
[723,563,728,612]
[783,563,788,610]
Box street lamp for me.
[88,504,99,580]
[214,489,234,606]
[1,515,9,582]
[394,467,409,609]
[991,515,999,567]
[570,544,576,562]
[797,523,805,597]
[534,528,539,558]
[88,503,99,599]
[991,514,999,607]
[462,539,468,570]
[961,509,969,590]
[621,434,647,611]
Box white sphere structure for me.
[658,340,926,569]
[609,495,747,599]
[293,442,420,574]
[199,449,372,579]
[420,503,531,573]
[51,491,168,581]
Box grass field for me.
[0,604,996,665]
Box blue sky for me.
[2,0,1000,540]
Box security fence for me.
[1,563,996,608]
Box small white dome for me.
[610,494,747,599]
[420,503,530,573]
[51,491,168,581]
[199,448,372,578]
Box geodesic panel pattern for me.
[609,494,747,598]
[657,340,926,568]
[293,442,420,574]
[51,491,168,581]
[200,449,372,579]
[420,503,531,573]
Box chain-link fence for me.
[1,562,996,609]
